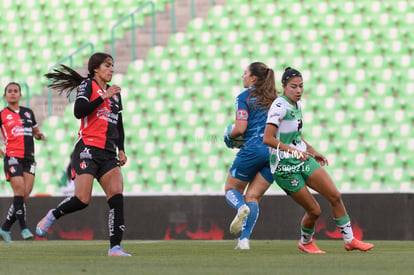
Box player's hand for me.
[35,132,45,141]
[118,150,127,166]
[0,149,4,158]
[294,150,313,162]
[313,152,329,166]
[224,124,234,149]
[102,84,121,100]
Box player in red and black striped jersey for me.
[37,53,130,256]
[0,82,45,242]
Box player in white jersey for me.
[263,67,374,253]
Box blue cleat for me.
[36,209,56,237]
[108,245,131,257]
[0,228,13,243]
[21,228,34,240]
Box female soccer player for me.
[263,67,374,253]
[36,53,130,256]
[224,62,277,250]
[0,82,45,243]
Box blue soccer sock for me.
[225,189,245,210]
[240,201,259,240]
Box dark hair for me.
[44,52,113,97]
[247,62,277,110]
[4,82,21,96]
[281,67,302,85]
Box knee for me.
[308,205,321,219]
[328,191,343,207]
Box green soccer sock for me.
[334,214,354,243]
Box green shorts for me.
[273,156,321,195]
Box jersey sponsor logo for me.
[97,107,119,124]
[11,126,33,137]
[236,109,248,120]
[80,148,92,159]
[97,107,110,120]
[80,160,88,170]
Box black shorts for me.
[72,139,119,180]
[3,156,36,181]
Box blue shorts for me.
[229,146,273,184]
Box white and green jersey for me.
[266,96,307,173]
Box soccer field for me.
[1,240,413,275]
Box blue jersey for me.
[229,87,273,183]
[235,87,268,149]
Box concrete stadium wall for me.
[0,194,412,241]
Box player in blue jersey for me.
[263,67,374,253]
[224,62,277,250]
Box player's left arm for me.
[301,137,328,166]
[117,111,127,166]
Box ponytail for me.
[247,62,277,110]
[44,64,87,98]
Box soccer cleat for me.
[0,228,13,243]
[229,204,250,235]
[234,238,250,250]
[21,228,34,240]
[345,238,374,252]
[36,209,56,237]
[108,245,131,256]
[298,241,326,254]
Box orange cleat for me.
[345,238,374,251]
[298,241,326,254]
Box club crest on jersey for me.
[112,94,119,102]
[236,109,248,120]
[80,148,92,159]
[97,89,105,96]
[6,114,13,120]
[24,112,31,119]
[80,161,88,170]
[9,166,16,174]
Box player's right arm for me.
[74,80,103,119]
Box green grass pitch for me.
[1,240,413,275]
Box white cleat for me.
[235,238,250,250]
[229,204,250,235]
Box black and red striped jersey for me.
[75,78,123,152]
[0,106,38,159]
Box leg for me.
[99,167,130,256]
[306,167,346,219]
[289,185,325,254]
[224,174,250,235]
[224,173,248,210]
[36,174,92,237]
[238,173,271,243]
[306,167,373,251]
